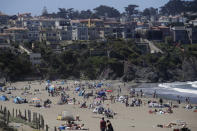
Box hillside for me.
[1,40,197,82]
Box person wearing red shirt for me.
[100,117,106,131]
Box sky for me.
[0,0,169,16]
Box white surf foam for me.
[172,88,197,95]
[187,81,197,85]
[158,83,171,89]
[159,82,197,95]
[187,81,197,88]
[191,84,197,88]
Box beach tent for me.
[61,111,75,121]
[118,96,125,102]
[96,83,103,88]
[98,91,106,96]
[75,87,80,91]
[49,85,55,91]
[0,95,8,101]
[13,97,24,104]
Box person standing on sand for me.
[100,117,106,131]
[106,120,114,131]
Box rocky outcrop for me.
[99,57,197,83]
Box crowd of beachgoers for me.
[0,80,196,131]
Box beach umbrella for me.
[61,111,74,121]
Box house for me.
[40,19,56,30]
[4,27,28,43]
[80,19,103,27]
[71,20,81,27]
[158,16,170,26]
[72,26,88,40]
[149,26,170,41]
[186,26,197,44]
[27,26,40,42]
[0,13,9,25]
[189,19,197,26]
[23,19,40,42]
[104,27,123,39]
[40,29,60,42]
[171,26,190,44]
[55,19,70,29]
[23,19,40,28]
[57,27,72,41]
[88,27,104,40]
[121,22,136,39]
[146,28,163,41]
[0,33,11,49]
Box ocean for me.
[134,81,197,104]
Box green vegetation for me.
[1,40,197,82]
[0,49,34,81]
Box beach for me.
[0,80,197,131]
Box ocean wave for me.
[158,83,171,89]
[186,81,197,88]
[191,84,197,88]
[158,82,197,95]
[187,81,197,84]
[172,88,197,95]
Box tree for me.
[143,7,157,17]
[42,6,48,16]
[57,8,68,18]
[189,0,197,12]
[124,4,139,16]
[165,36,173,45]
[79,10,93,19]
[93,5,120,18]
[160,0,186,15]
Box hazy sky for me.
[0,0,168,16]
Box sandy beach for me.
[0,80,197,131]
